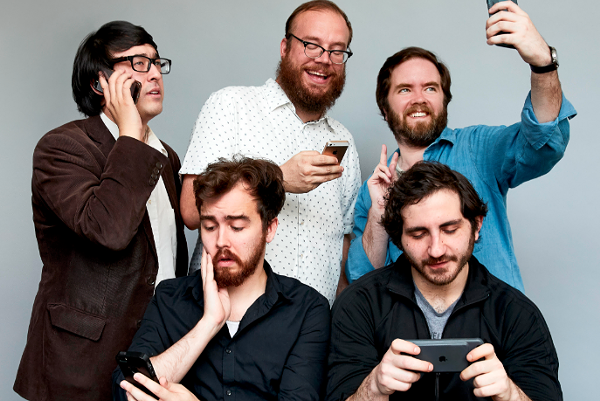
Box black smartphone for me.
[409,338,483,372]
[116,351,159,399]
[322,140,349,163]
[486,0,518,49]
[94,68,141,104]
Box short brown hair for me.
[381,161,487,251]
[193,156,286,229]
[376,47,452,119]
[285,0,353,47]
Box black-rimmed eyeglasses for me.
[288,34,352,64]
[111,55,172,74]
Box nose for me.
[216,227,230,249]
[314,50,333,65]
[147,61,161,81]
[428,233,445,259]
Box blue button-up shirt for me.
[346,93,577,291]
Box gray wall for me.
[2,0,598,399]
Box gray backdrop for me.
[2,0,598,399]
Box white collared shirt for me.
[180,79,361,304]
[100,113,177,287]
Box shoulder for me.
[274,272,330,311]
[482,268,547,322]
[154,274,200,305]
[206,84,264,103]
[333,265,396,315]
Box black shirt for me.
[326,256,562,401]
[113,262,330,401]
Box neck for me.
[226,260,268,322]
[396,140,426,171]
[412,263,469,313]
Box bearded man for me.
[346,2,577,291]
[180,0,361,305]
[327,162,562,401]
[114,157,330,401]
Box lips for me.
[213,249,241,267]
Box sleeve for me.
[339,135,362,235]
[497,297,563,401]
[180,89,238,175]
[470,93,576,193]
[33,132,169,251]
[111,294,170,401]
[326,292,382,401]
[345,179,377,282]
[278,296,331,401]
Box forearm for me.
[336,234,352,297]
[347,371,388,401]
[150,317,221,383]
[530,70,562,123]
[496,380,531,401]
[362,209,390,269]
[181,175,201,229]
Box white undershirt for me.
[226,321,240,337]
[100,113,177,287]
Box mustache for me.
[404,104,433,117]
[212,248,242,266]
[423,254,458,266]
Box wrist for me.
[530,46,558,74]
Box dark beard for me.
[406,229,475,287]
[387,103,447,148]
[212,233,266,288]
[276,54,345,118]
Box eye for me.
[202,224,216,232]
[411,232,425,239]
[425,87,437,92]
[231,226,244,232]
[443,228,457,234]
[398,88,409,93]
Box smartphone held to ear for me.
[116,351,159,399]
[94,69,141,104]
[322,140,349,163]
[486,0,518,49]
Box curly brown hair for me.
[193,156,286,230]
[381,161,487,250]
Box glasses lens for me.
[329,51,347,64]
[158,59,171,74]
[303,43,324,59]
[131,56,151,72]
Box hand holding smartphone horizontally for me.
[356,338,520,399]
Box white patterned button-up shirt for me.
[180,79,361,304]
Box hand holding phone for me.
[116,351,159,400]
[322,140,349,163]
[486,0,518,49]
[94,68,141,104]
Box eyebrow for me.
[393,81,441,90]
[404,219,463,234]
[199,215,250,223]
[301,35,348,49]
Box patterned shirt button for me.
[225,349,231,354]
[226,390,232,396]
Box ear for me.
[280,37,289,59]
[473,216,483,242]
[265,217,279,243]
[90,79,103,96]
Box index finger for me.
[390,339,420,356]
[488,1,523,16]
[379,144,388,165]
[466,343,495,362]
[313,154,340,166]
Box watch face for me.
[550,46,559,67]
